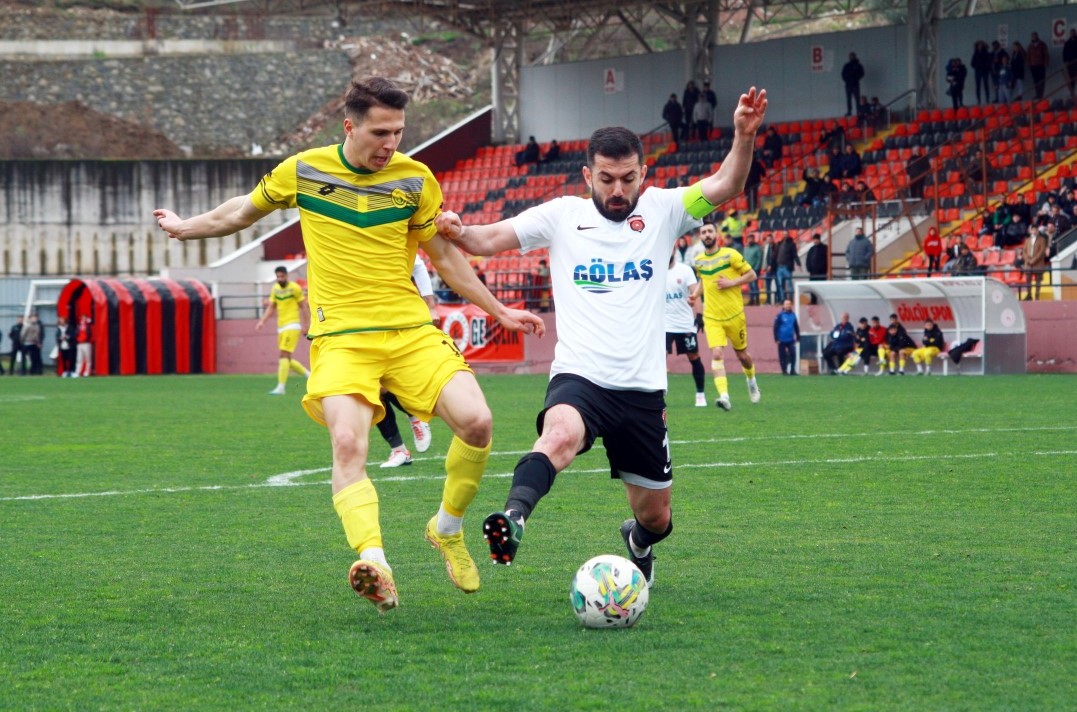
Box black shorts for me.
[665,331,699,355]
[538,374,672,489]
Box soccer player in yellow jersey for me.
[256,265,311,395]
[691,224,761,411]
[153,77,545,613]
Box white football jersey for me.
[512,187,701,391]
[665,262,698,334]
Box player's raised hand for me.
[733,87,767,136]
[436,211,465,242]
[153,209,184,240]
[497,307,546,337]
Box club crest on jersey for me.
[628,215,646,232]
[573,258,653,294]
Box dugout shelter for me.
[795,277,1026,375]
[57,278,217,376]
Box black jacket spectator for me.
[662,95,685,143]
[806,236,828,279]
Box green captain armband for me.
[682,182,716,219]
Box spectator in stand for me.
[923,226,943,276]
[911,319,946,375]
[682,226,704,264]
[1027,31,1050,100]
[991,41,1009,102]
[515,136,540,166]
[692,95,713,141]
[1043,222,1062,262]
[944,233,964,265]
[674,234,692,264]
[906,148,931,200]
[1064,29,1077,102]
[721,210,746,251]
[805,232,828,281]
[945,57,968,110]
[1009,41,1027,101]
[774,231,801,301]
[855,180,877,203]
[868,97,885,128]
[744,152,765,213]
[662,94,685,144]
[822,312,856,373]
[1047,204,1072,234]
[540,140,561,163]
[1023,224,1049,301]
[760,126,783,166]
[837,317,873,374]
[846,226,874,280]
[885,316,917,375]
[8,315,24,375]
[824,144,843,181]
[799,167,828,207]
[949,242,981,275]
[682,80,700,133]
[840,144,862,179]
[971,40,993,105]
[998,211,1028,249]
[1035,192,1060,223]
[841,52,865,117]
[856,95,873,128]
[761,233,777,304]
[996,55,1013,104]
[532,258,551,312]
[773,299,800,375]
[743,233,763,306]
[702,80,717,110]
[837,181,858,205]
[819,121,846,152]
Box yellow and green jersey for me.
[249,145,442,337]
[269,281,306,330]
[693,247,751,321]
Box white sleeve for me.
[509,197,567,254]
[412,255,434,297]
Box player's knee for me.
[329,425,368,465]
[535,427,583,469]
[636,506,672,537]
[452,405,492,448]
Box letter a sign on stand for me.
[604,68,623,94]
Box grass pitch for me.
[1,372,1075,710]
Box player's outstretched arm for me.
[699,87,768,207]
[153,195,271,241]
[435,211,521,256]
[424,234,545,337]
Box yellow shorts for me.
[277,328,301,353]
[703,312,748,352]
[302,324,472,427]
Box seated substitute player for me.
[911,318,946,375]
[690,223,761,411]
[665,251,707,406]
[437,87,769,587]
[837,317,873,374]
[868,315,889,376]
[256,265,311,395]
[886,316,918,375]
[153,77,544,613]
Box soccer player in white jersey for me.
[437,87,767,586]
[665,252,707,406]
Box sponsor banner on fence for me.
[438,302,526,362]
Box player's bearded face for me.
[585,155,643,222]
[700,228,718,248]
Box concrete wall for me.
[0,160,295,276]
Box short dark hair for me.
[858,317,868,324]
[345,77,409,122]
[274,266,288,275]
[587,127,643,166]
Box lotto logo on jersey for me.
[573,258,654,294]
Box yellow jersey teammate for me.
[691,224,761,411]
[153,77,545,613]
[256,265,310,395]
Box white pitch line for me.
[3,450,1075,503]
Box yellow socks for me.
[442,436,490,517]
[277,357,290,386]
[711,360,728,396]
[332,478,382,554]
[289,359,309,376]
[743,364,756,381]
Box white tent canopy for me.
[795,277,1026,375]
